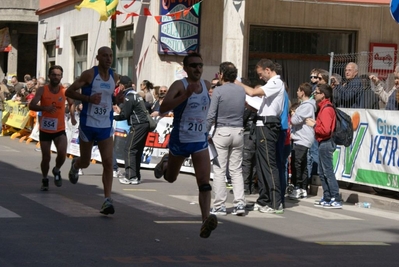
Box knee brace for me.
[199,184,212,192]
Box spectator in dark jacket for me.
[339,62,363,108]
[113,76,150,185]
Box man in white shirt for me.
[236,58,285,214]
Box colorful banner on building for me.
[158,0,202,55]
[76,0,119,21]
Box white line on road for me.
[22,193,99,217]
[0,206,21,218]
[111,194,197,217]
[0,145,20,152]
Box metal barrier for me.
[328,50,398,110]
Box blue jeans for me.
[318,139,340,201]
[307,140,319,179]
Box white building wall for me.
[37,6,113,83]
[36,0,210,88]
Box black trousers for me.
[255,122,281,209]
[124,123,149,180]
[242,133,256,193]
[291,143,309,190]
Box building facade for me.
[35,0,399,99]
[0,0,39,82]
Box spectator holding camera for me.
[370,74,398,109]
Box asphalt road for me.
[1,136,399,267]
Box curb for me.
[316,185,399,213]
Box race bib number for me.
[182,118,205,133]
[89,103,108,117]
[41,117,58,131]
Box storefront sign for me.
[159,0,201,55]
[368,42,397,78]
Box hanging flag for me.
[76,0,119,21]
[0,27,11,52]
[192,2,201,16]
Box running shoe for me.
[288,188,300,199]
[225,182,233,189]
[68,158,79,184]
[274,203,284,214]
[252,203,262,211]
[41,178,49,191]
[113,170,123,178]
[154,154,169,178]
[231,204,245,216]
[300,189,308,199]
[200,214,218,238]
[119,177,141,185]
[210,206,227,216]
[52,167,62,187]
[259,205,275,213]
[100,198,115,215]
[323,199,343,209]
[314,198,328,207]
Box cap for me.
[119,75,132,86]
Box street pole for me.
[111,18,117,71]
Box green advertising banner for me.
[334,108,399,191]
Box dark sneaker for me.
[314,198,328,207]
[231,204,245,216]
[323,199,342,209]
[154,154,169,178]
[52,167,62,187]
[41,178,49,191]
[210,206,227,216]
[68,158,79,184]
[100,198,115,215]
[200,214,218,238]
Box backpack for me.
[326,104,353,147]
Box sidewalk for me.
[334,183,399,213]
[244,183,399,213]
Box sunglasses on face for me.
[188,63,204,69]
[159,90,167,93]
[310,76,318,79]
[313,91,322,95]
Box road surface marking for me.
[22,193,99,217]
[0,145,19,152]
[111,194,197,217]
[0,206,21,218]
[288,204,363,220]
[316,241,390,246]
[154,221,202,224]
[154,221,223,224]
[123,189,157,192]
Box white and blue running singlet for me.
[80,66,115,128]
[171,78,210,143]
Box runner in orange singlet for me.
[29,65,71,191]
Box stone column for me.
[221,0,245,77]
[7,29,18,78]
